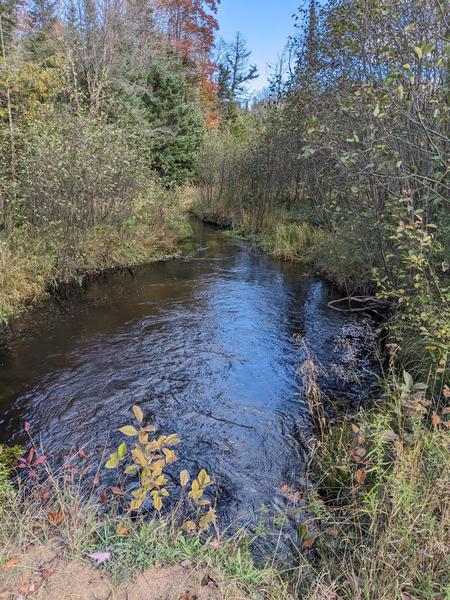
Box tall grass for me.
[272,223,329,261]
[294,361,450,600]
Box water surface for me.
[0,221,374,526]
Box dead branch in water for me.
[328,296,387,313]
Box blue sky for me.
[218,0,302,90]
[217,0,300,92]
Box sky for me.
[216,0,300,92]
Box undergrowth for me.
[292,360,450,600]
[0,188,190,326]
[0,415,289,599]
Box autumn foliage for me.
[156,0,221,126]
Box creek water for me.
[0,220,374,535]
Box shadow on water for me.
[0,220,375,547]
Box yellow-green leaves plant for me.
[105,405,216,532]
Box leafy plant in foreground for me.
[105,405,216,531]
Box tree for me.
[217,32,258,120]
[120,60,205,186]
[156,0,220,125]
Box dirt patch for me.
[0,546,247,599]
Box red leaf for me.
[40,568,54,580]
[92,474,100,486]
[99,489,108,504]
[32,455,47,466]
[24,422,30,432]
[111,487,125,496]
[27,448,35,464]
[28,470,38,479]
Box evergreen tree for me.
[26,0,58,60]
[217,32,258,120]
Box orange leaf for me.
[431,412,442,428]
[47,509,64,526]
[116,526,129,537]
[303,537,316,548]
[355,468,366,485]
[2,558,18,570]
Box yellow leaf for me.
[119,425,138,437]
[105,452,119,469]
[180,469,190,488]
[162,448,177,464]
[197,469,211,488]
[132,405,144,423]
[116,526,129,537]
[124,465,138,475]
[164,433,180,446]
[131,446,147,467]
[138,430,149,444]
[182,520,197,531]
[154,475,166,486]
[150,459,165,473]
[199,508,216,529]
[130,498,143,511]
[146,436,166,452]
[189,480,202,500]
[151,491,163,511]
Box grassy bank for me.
[1,363,448,599]
[0,187,191,326]
[191,203,374,294]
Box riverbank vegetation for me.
[1,0,449,598]
[193,0,449,598]
[0,0,222,324]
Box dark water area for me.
[0,220,375,535]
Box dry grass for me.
[0,193,188,326]
[290,366,450,600]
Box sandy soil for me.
[0,546,248,600]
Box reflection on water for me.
[0,220,374,528]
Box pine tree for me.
[217,32,258,120]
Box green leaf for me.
[124,464,138,475]
[118,442,127,459]
[403,370,414,389]
[105,452,119,469]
